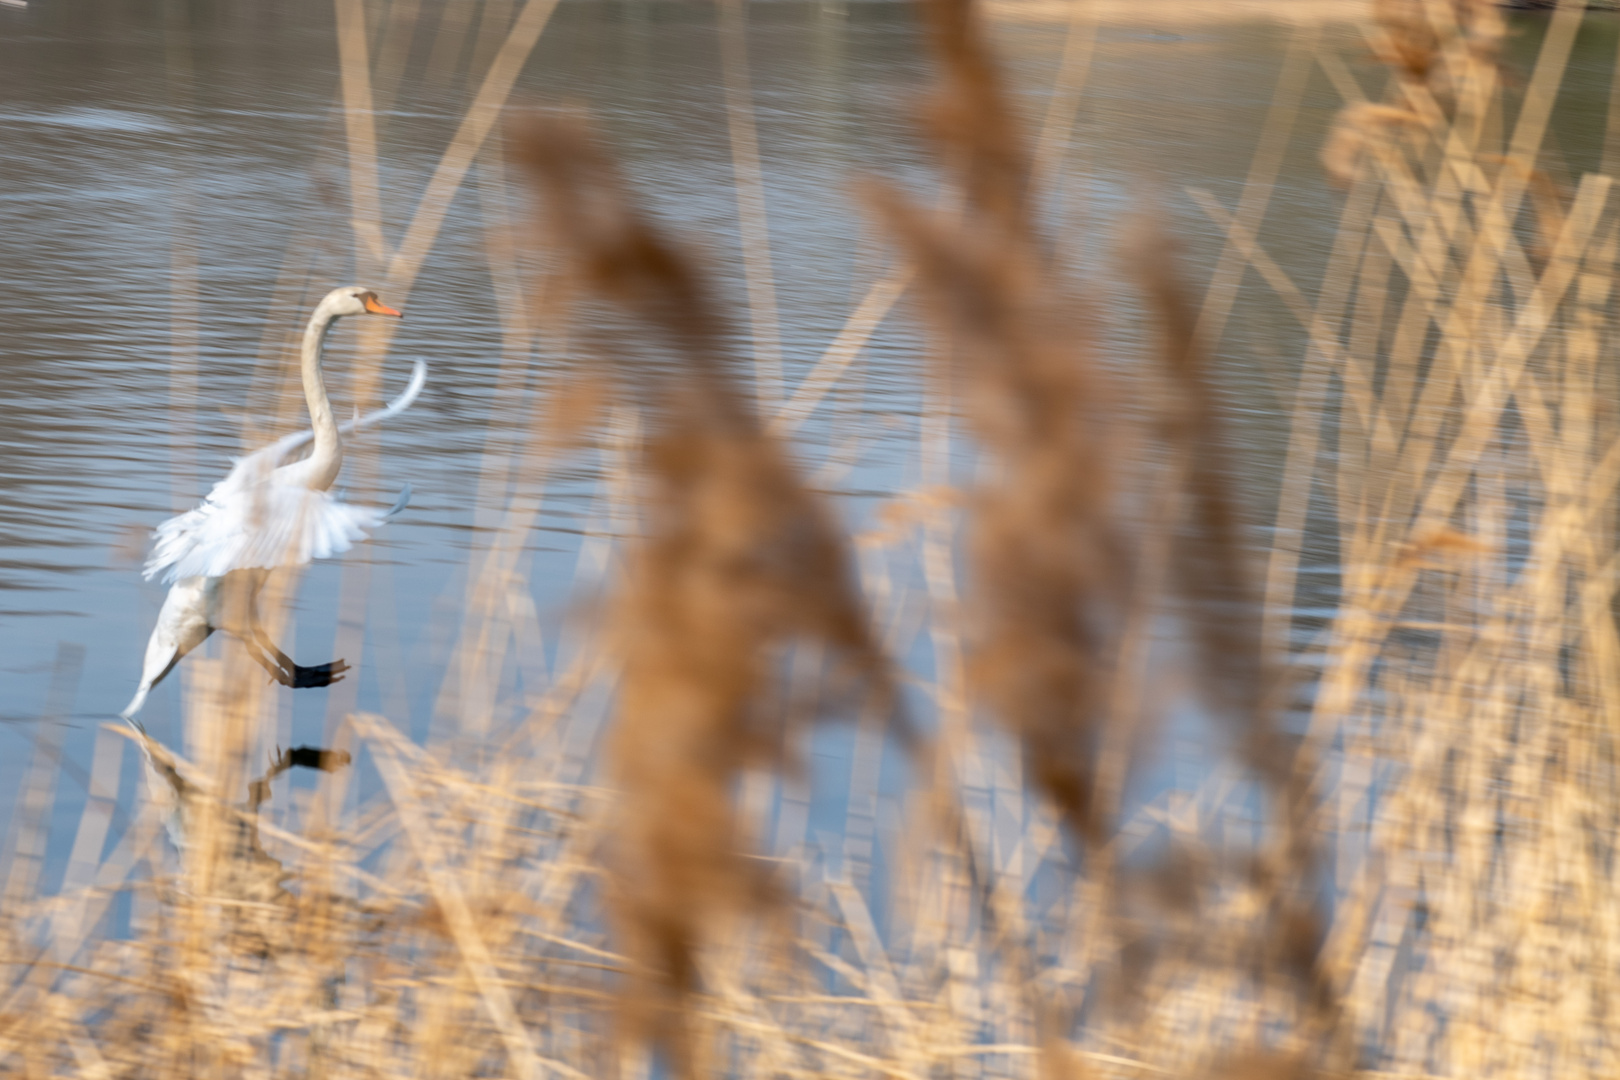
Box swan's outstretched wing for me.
[142,361,425,584]
[145,478,408,583]
[241,359,428,475]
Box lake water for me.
[1,0,1616,866]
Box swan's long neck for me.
[299,301,344,491]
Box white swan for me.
[121,286,423,725]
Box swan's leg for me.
[235,634,300,687]
[249,629,350,689]
[242,612,350,688]
[216,570,351,688]
[235,632,349,688]
[259,637,351,689]
[121,578,216,724]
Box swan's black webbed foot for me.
[243,626,350,689]
[288,658,350,688]
[242,636,348,689]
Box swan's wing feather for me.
[253,360,428,463]
[219,487,390,576]
[383,483,412,520]
[143,362,425,584]
[145,480,397,583]
[370,361,428,430]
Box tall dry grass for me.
[5,0,1620,1077]
[513,112,899,1075]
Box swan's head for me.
[323,285,403,319]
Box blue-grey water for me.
[2,0,1616,890]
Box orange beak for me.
[363,295,403,317]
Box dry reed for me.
[7,0,1620,1077]
[866,0,1127,849]
[513,113,898,1076]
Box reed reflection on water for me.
[7,0,1620,1076]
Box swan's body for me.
[122,286,419,724]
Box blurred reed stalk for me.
[514,111,900,1077]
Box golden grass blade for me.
[1193,23,1317,354]
[241,245,319,448]
[427,0,476,86]
[336,0,387,268]
[1028,0,1096,207]
[434,147,550,744]
[717,0,785,406]
[829,879,927,1068]
[371,0,422,114]
[1316,48,1366,108]
[771,266,912,438]
[2,644,84,912]
[356,711,575,1080]
[163,3,200,515]
[473,0,518,72]
[318,0,562,761]
[1260,171,1378,657]
[53,728,124,948]
[1406,172,1610,544]
[1186,187,1315,331]
[385,0,561,297]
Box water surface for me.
[3,0,1615,868]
